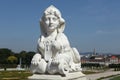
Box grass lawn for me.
[0,70,33,80]
[97,74,120,80]
[110,75,120,80]
[0,70,99,80]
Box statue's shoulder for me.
[38,35,45,42]
[57,33,67,39]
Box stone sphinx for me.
[30,5,85,79]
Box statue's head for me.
[40,5,65,36]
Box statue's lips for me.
[48,26,56,29]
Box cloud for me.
[96,30,110,34]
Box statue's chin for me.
[48,25,57,30]
[46,30,56,34]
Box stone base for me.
[28,72,86,80]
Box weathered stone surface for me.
[29,5,86,80]
[28,71,86,80]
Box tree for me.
[7,56,18,64]
[0,48,35,68]
[19,51,35,67]
[19,51,27,65]
[0,48,14,64]
[25,51,35,66]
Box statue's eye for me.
[45,18,49,21]
[52,17,57,21]
[43,17,47,21]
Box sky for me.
[0,0,120,54]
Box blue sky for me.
[0,0,120,54]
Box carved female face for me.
[43,14,59,32]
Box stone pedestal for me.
[28,72,86,80]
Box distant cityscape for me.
[81,48,120,65]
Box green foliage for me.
[19,51,35,67]
[82,63,101,68]
[0,48,35,68]
[7,56,18,63]
[0,48,14,64]
[0,70,32,80]
[97,74,120,80]
[82,71,97,74]
[25,52,35,66]
[110,75,120,80]
[109,64,120,71]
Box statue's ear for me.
[57,18,65,33]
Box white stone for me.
[28,71,86,80]
[29,5,86,80]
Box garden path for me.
[86,70,120,80]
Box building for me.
[81,53,120,66]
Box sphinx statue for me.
[30,5,82,75]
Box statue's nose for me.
[49,18,54,24]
